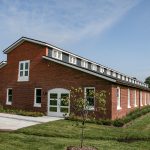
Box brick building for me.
[0,37,150,119]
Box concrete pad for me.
[0,113,62,131]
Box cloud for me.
[0,0,141,45]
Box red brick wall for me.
[111,84,150,120]
[0,41,112,118]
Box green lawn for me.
[0,113,150,150]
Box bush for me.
[113,119,124,127]
[0,105,44,117]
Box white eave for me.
[0,61,7,69]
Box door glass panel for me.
[50,93,57,99]
[60,107,69,113]
[50,107,57,112]
[61,93,69,106]
[50,100,57,106]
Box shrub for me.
[113,119,124,127]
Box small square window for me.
[69,55,77,64]
[91,64,97,71]
[81,60,88,68]
[52,50,62,60]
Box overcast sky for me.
[0,0,150,81]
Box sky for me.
[0,0,150,81]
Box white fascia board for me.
[0,61,7,69]
[42,56,116,83]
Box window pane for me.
[50,100,57,106]
[20,71,23,77]
[36,89,41,96]
[36,96,41,103]
[8,95,12,102]
[86,89,94,97]
[25,62,28,69]
[50,107,57,112]
[87,97,94,106]
[50,93,57,99]
[60,107,69,113]
[61,94,69,99]
[8,89,12,95]
[20,63,24,70]
[25,71,28,76]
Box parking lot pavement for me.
[0,113,62,131]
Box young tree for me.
[63,87,106,148]
[145,76,150,88]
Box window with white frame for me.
[18,60,30,82]
[145,92,147,105]
[69,55,77,64]
[81,60,88,68]
[34,88,42,107]
[99,67,104,73]
[122,76,125,80]
[140,91,143,106]
[134,90,137,107]
[52,50,62,60]
[112,72,116,77]
[106,70,111,75]
[117,87,121,110]
[128,88,131,108]
[6,88,12,105]
[85,87,95,110]
[91,64,97,71]
[126,77,128,81]
[117,74,121,79]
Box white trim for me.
[117,86,122,110]
[6,88,12,105]
[84,87,95,110]
[144,92,147,105]
[91,64,97,71]
[42,56,116,83]
[140,91,143,106]
[18,60,30,82]
[69,55,77,64]
[52,49,62,60]
[0,61,7,69]
[127,88,131,108]
[81,60,88,68]
[134,90,137,107]
[34,88,42,107]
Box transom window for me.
[91,64,97,71]
[6,88,12,105]
[18,60,30,82]
[52,50,62,60]
[99,67,104,73]
[85,87,95,110]
[81,60,88,68]
[69,55,77,64]
[34,88,42,107]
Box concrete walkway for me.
[0,113,62,131]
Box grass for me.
[0,113,150,150]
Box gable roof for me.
[2,37,150,90]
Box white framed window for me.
[81,60,88,68]
[84,87,95,110]
[99,67,104,73]
[129,78,131,82]
[122,76,125,80]
[126,77,128,81]
[69,55,77,64]
[18,60,30,82]
[106,69,111,75]
[52,50,62,60]
[112,72,116,77]
[140,91,143,106]
[127,88,131,108]
[6,88,12,105]
[144,92,147,105]
[117,87,121,110]
[134,90,137,107]
[117,74,121,79]
[34,88,42,107]
[91,64,97,71]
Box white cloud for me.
[0,0,141,45]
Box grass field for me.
[0,113,150,150]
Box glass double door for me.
[48,88,70,117]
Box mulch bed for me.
[67,146,98,150]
